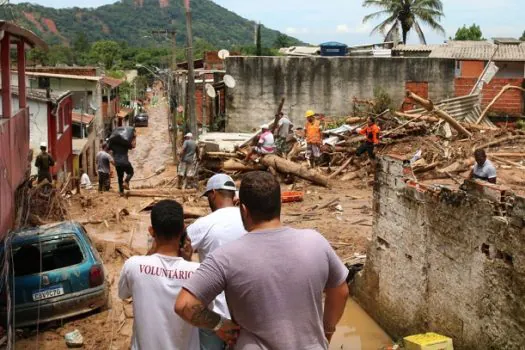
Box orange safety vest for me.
[359,124,380,144]
[305,120,322,144]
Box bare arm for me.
[323,282,349,343]
[175,289,240,345]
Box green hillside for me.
[4,0,300,49]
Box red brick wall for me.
[455,78,524,116]
[403,81,429,111]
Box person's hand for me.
[179,236,193,261]
[216,319,241,347]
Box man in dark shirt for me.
[109,134,136,194]
[35,142,55,184]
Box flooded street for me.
[330,300,392,350]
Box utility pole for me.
[151,29,179,164]
[184,2,197,137]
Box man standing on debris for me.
[274,112,293,156]
[35,142,55,184]
[356,116,380,160]
[305,110,323,167]
[96,143,114,192]
[186,174,246,349]
[109,131,136,194]
[470,149,497,184]
[178,133,199,189]
[176,171,349,349]
[119,199,201,349]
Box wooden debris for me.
[260,154,330,187]
[492,156,525,170]
[308,198,340,211]
[475,135,525,151]
[477,84,525,124]
[406,91,472,138]
[329,157,354,179]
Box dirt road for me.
[129,99,174,187]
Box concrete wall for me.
[354,156,525,349]
[26,98,49,175]
[224,56,456,132]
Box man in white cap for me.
[35,141,55,184]
[178,132,199,189]
[186,173,246,349]
[245,124,275,161]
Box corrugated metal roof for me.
[26,71,101,81]
[405,94,496,128]
[72,112,94,125]
[429,41,525,61]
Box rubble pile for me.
[15,180,70,229]
[198,91,525,189]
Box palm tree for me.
[362,0,445,44]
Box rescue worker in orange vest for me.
[305,110,323,168]
[356,117,380,160]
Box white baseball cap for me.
[40,142,47,148]
[261,124,270,130]
[202,174,237,196]
[185,132,193,138]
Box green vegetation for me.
[453,24,484,41]
[9,0,302,49]
[520,31,525,41]
[362,0,445,44]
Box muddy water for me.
[330,299,393,350]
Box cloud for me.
[336,24,350,33]
[336,23,371,34]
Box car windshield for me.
[13,236,84,277]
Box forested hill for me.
[6,0,300,48]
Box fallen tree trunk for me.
[222,159,265,172]
[438,159,474,174]
[394,111,496,131]
[488,152,525,158]
[260,154,330,187]
[329,157,354,179]
[204,152,243,159]
[405,91,473,138]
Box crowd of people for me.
[119,171,350,350]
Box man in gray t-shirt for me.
[96,143,114,192]
[470,149,497,184]
[176,171,349,349]
[178,132,199,189]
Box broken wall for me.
[224,56,455,132]
[353,156,525,349]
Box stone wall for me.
[353,156,525,349]
[224,56,455,132]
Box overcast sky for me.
[10,0,524,45]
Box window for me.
[13,236,84,276]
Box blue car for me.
[0,221,109,327]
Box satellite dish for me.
[224,75,236,88]
[205,84,216,98]
[218,49,230,60]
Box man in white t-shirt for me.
[119,200,200,350]
[187,174,246,350]
[470,149,497,184]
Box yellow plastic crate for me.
[404,333,454,350]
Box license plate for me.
[32,287,64,301]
